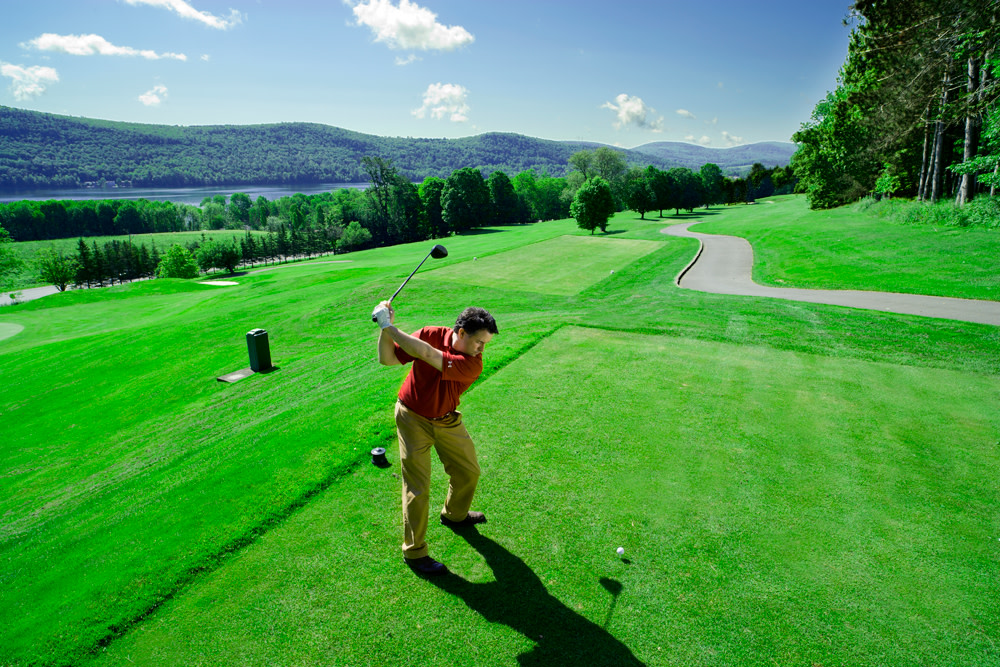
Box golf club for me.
[372,244,448,321]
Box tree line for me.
[792,0,1000,209]
[3,151,794,293]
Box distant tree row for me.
[4,152,797,294]
[0,163,575,245]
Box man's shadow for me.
[428,528,645,666]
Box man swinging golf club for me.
[373,300,498,576]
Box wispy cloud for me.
[138,84,168,106]
[676,109,696,120]
[412,82,469,122]
[23,33,187,60]
[722,131,744,146]
[685,134,712,146]
[0,61,59,100]
[601,93,664,132]
[122,0,243,30]
[351,0,474,51]
[395,54,420,66]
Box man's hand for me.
[372,301,394,329]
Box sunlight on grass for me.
[426,235,662,295]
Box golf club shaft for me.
[388,249,435,304]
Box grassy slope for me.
[1,196,999,666]
[692,195,1000,301]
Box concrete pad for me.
[217,367,255,383]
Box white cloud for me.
[200,54,210,61]
[138,84,168,106]
[351,0,474,51]
[676,109,696,120]
[0,61,59,100]
[722,131,744,146]
[395,54,420,66]
[412,82,469,122]
[684,134,711,145]
[707,116,718,125]
[601,93,664,132]
[23,33,187,60]
[122,0,243,30]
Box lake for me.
[0,182,368,205]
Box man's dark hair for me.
[455,307,498,335]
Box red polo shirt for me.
[394,326,483,419]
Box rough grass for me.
[1,196,999,666]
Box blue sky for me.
[0,0,854,148]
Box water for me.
[0,182,368,205]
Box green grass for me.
[2,195,999,666]
[693,195,1000,301]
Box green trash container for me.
[246,328,272,372]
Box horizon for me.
[0,1,851,149]
[1,103,798,151]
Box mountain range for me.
[0,106,796,192]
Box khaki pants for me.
[395,401,481,560]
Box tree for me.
[36,247,77,291]
[0,225,24,292]
[156,244,200,279]
[623,167,655,219]
[339,220,372,252]
[362,156,397,245]
[568,150,594,180]
[669,168,704,212]
[229,192,252,226]
[699,163,725,207]
[419,177,448,238]
[593,147,629,206]
[646,166,674,217]
[442,167,491,233]
[570,177,616,234]
[74,238,94,288]
[488,170,519,224]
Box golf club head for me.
[430,244,448,259]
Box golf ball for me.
[616,547,625,555]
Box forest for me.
[0,106,792,192]
[793,0,1000,209]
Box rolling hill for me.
[0,106,795,192]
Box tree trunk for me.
[929,68,952,203]
[918,107,931,200]
[956,56,980,206]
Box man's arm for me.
[377,326,401,366]
[381,325,444,372]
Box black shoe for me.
[440,511,487,528]
[405,556,448,576]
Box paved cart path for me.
[663,222,1000,327]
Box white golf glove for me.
[372,305,392,329]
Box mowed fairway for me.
[2,196,1000,666]
[427,235,662,295]
[93,328,1000,666]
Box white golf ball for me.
[616,547,625,555]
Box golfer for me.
[373,301,498,576]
